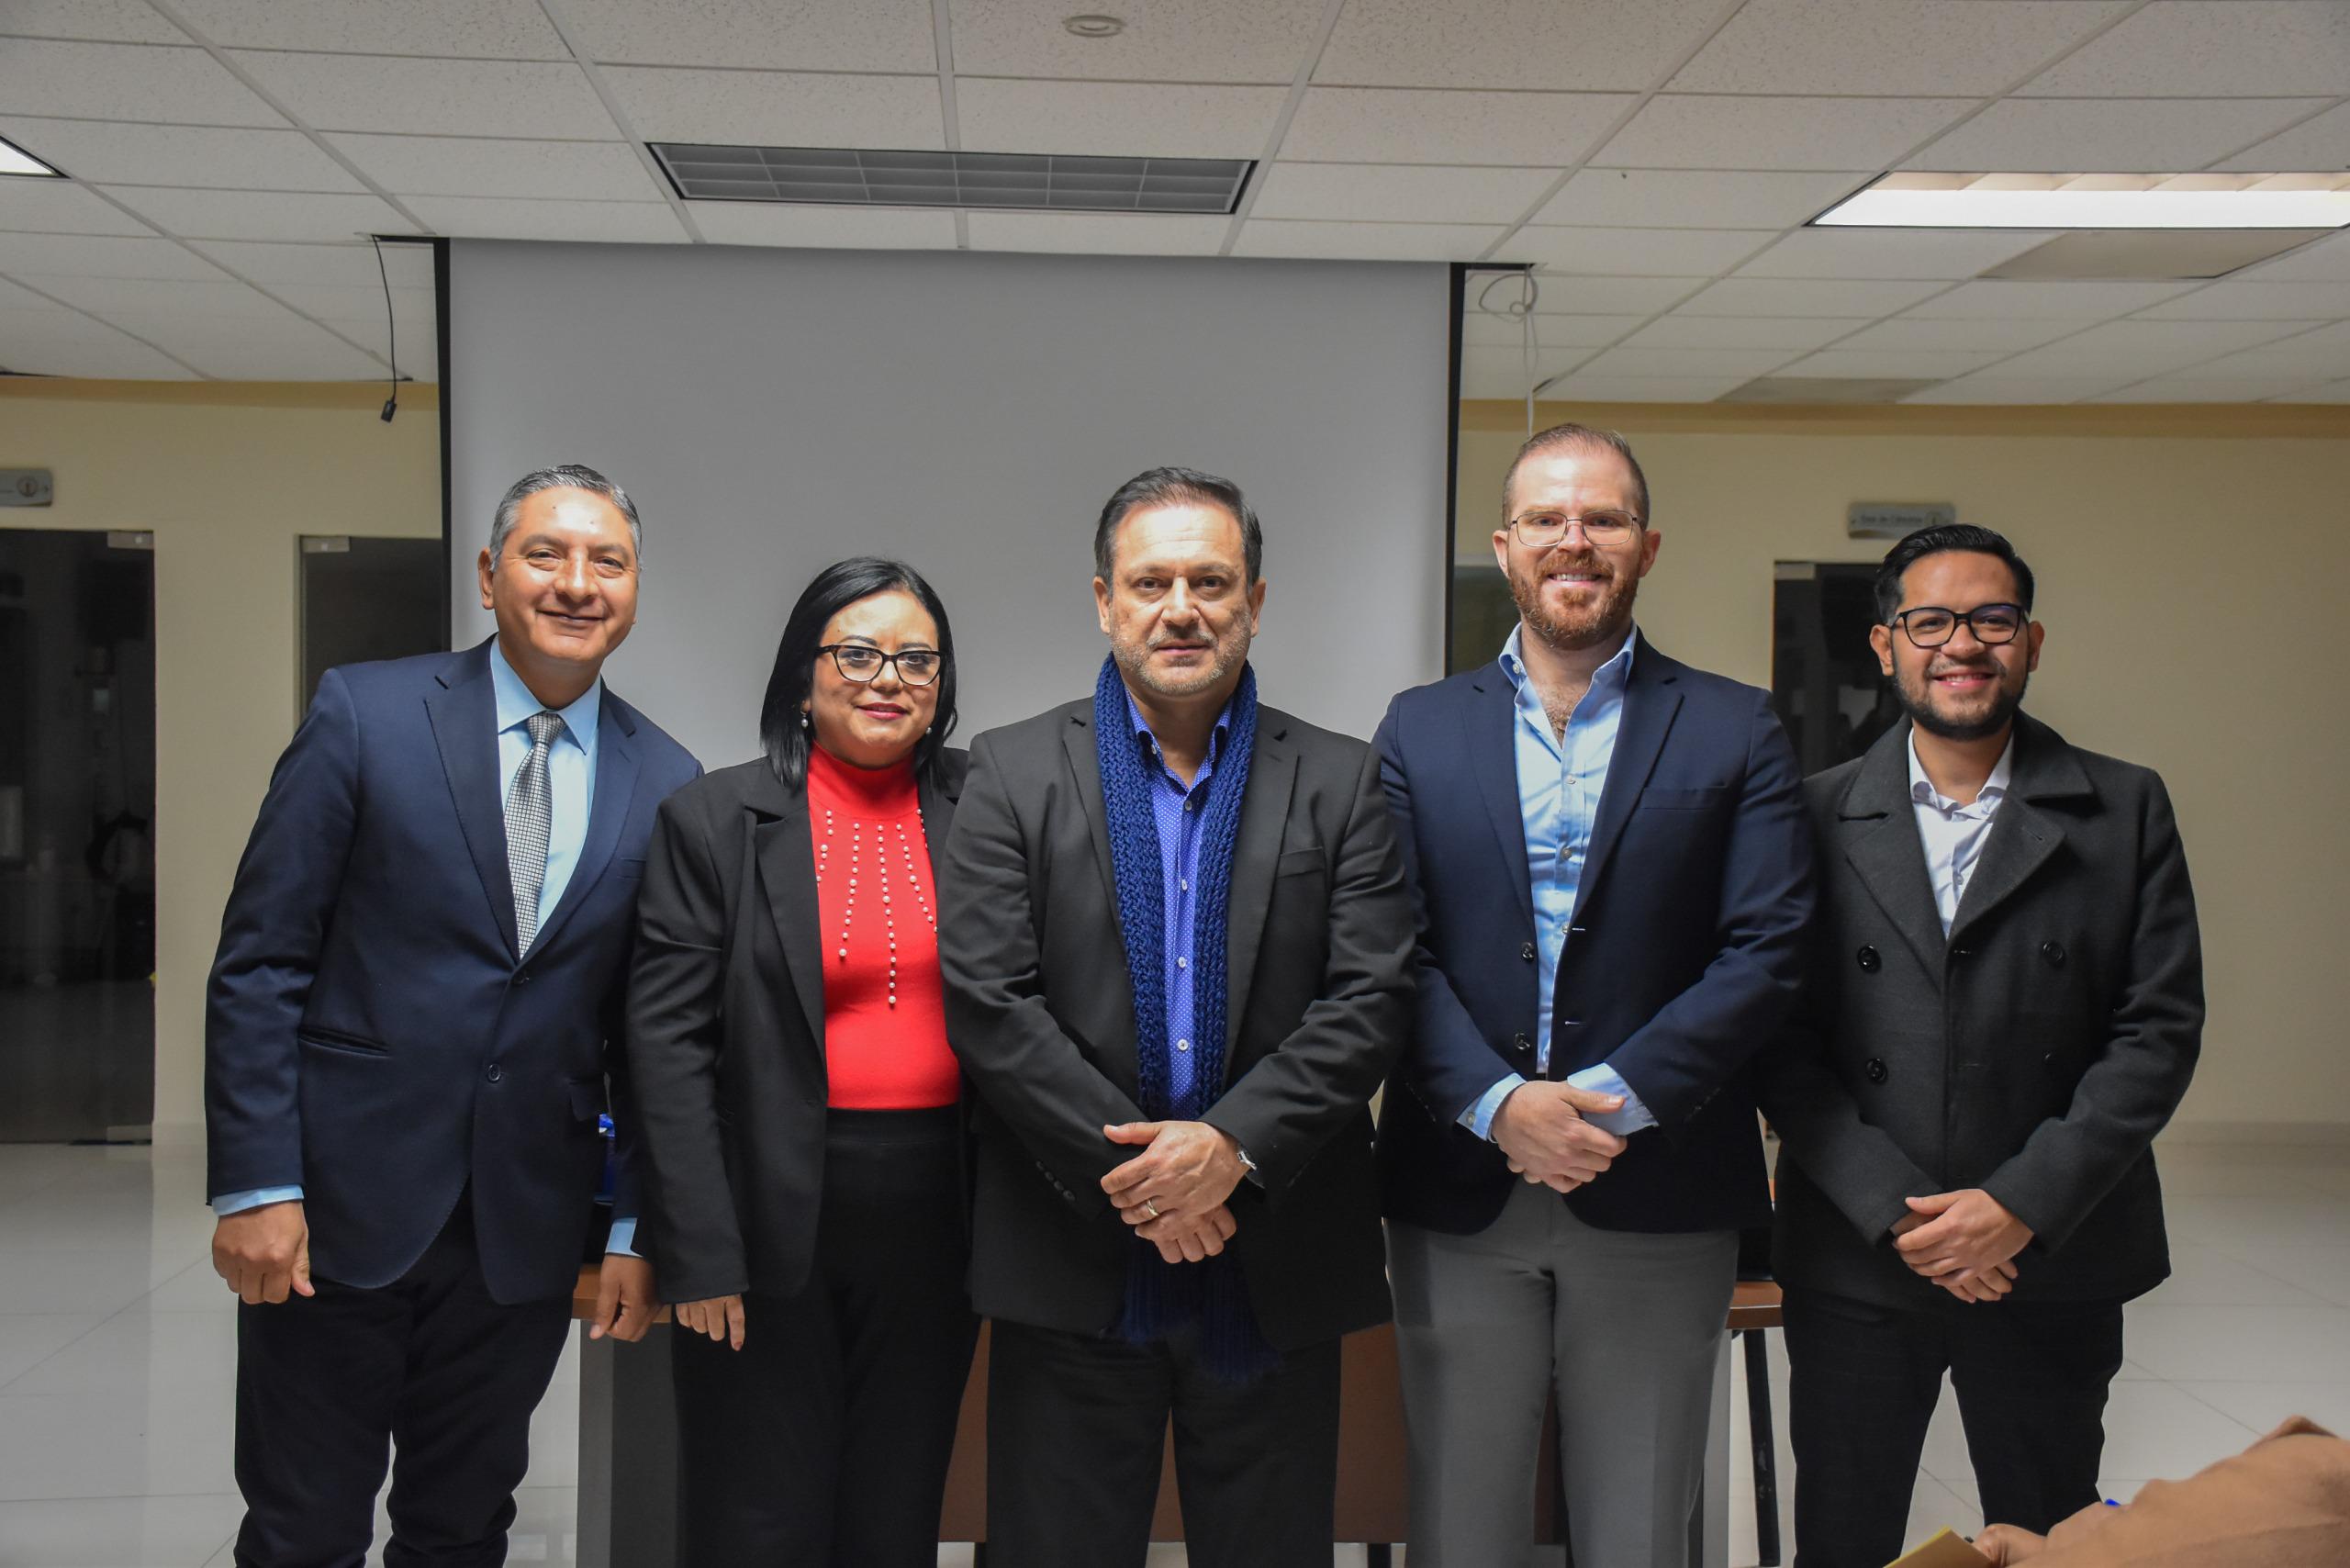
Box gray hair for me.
[487,465,643,569]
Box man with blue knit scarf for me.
[941,467,1415,1567]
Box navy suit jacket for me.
[205,639,699,1304]
[1373,638,1814,1237]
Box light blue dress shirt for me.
[1461,624,1657,1142]
[216,643,636,1257]
[1907,727,2014,935]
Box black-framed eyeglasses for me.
[1506,510,1643,548]
[1889,603,2026,649]
[818,644,946,687]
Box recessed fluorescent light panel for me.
[0,135,63,178]
[650,144,1251,215]
[1816,173,2350,230]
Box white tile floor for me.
[2,1140,2344,1567]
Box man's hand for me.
[1973,1524,2047,1563]
[589,1253,660,1342]
[675,1294,745,1350]
[1490,1081,1628,1189]
[213,1200,312,1305]
[1895,1190,2033,1287]
[1892,1208,2019,1303]
[1136,1203,1239,1264]
[1102,1121,1247,1226]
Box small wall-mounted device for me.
[1847,501,1955,539]
[0,468,54,506]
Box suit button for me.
[2042,941,2067,968]
[1520,942,1538,962]
[1952,946,1973,960]
[2042,1051,2058,1070]
[1856,946,1881,972]
[1864,1058,1887,1084]
[1512,1032,1533,1055]
[485,1062,503,1084]
[513,970,532,985]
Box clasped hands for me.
[1890,1188,2033,1304]
[1102,1120,1246,1264]
[1492,1081,1628,1193]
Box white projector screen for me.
[448,240,1451,769]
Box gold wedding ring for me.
[1143,1201,1160,1219]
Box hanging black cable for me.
[372,235,399,422]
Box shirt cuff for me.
[211,1185,303,1215]
[604,1216,640,1258]
[1461,1074,1529,1142]
[1564,1062,1656,1136]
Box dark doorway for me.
[0,529,156,1142]
[298,535,447,713]
[1772,562,1899,777]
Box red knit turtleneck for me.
[806,745,958,1109]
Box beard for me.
[1508,545,1639,653]
[1896,658,2029,742]
[1112,623,1251,701]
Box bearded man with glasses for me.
[1759,522,2204,1567]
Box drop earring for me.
[800,711,810,730]
[923,725,934,735]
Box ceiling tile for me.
[1673,0,2132,95]
[2181,324,2350,380]
[0,336,200,377]
[0,2,185,44]
[563,0,935,72]
[8,273,296,319]
[1904,98,2333,174]
[2137,278,2350,319]
[1905,280,2198,318]
[0,180,152,237]
[1900,375,2131,403]
[2280,377,2350,402]
[1833,316,2080,353]
[130,316,389,379]
[2020,2,2350,98]
[1280,87,1632,167]
[1231,219,1503,261]
[1522,274,1704,314]
[1316,0,1732,91]
[0,232,228,279]
[1531,168,1863,230]
[98,186,415,243]
[1989,318,2315,376]
[1539,373,1752,402]
[267,281,435,329]
[1624,316,1871,352]
[1677,277,1951,317]
[324,135,661,201]
[2214,103,2350,174]
[403,196,688,244]
[2086,374,2333,402]
[689,204,958,249]
[957,80,1287,161]
[230,54,617,140]
[2236,235,2350,285]
[1577,344,1802,378]
[1459,344,1597,399]
[1252,163,1559,225]
[1597,95,1977,173]
[1735,228,2053,280]
[191,239,434,286]
[949,0,1323,83]
[965,212,1230,256]
[604,66,945,151]
[169,0,565,57]
[0,117,365,191]
[0,39,283,127]
[1508,226,1773,276]
[0,297,132,334]
[1772,347,2011,379]
[1460,311,1646,348]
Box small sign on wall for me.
[1848,501,1955,539]
[0,469,54,506]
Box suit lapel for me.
[423,642,520,960]
[1839,724,1948,976]
[1569,648,1682,924]
[1947,716,2086,944]
[1464,671,1536,930]
[1059,711,1123,920]
[753,780,827,1044]
[528,694,639,955]
[1222,717,1295,1067]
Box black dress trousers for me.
[1782,1284,2126,1568]
[670,1106,978,1568]
[232,1195,574,1568]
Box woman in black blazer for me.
[626,557,975,1566]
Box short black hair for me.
[1874,523,2036,624]
[759,556,957,790]
[1092,466,1263,585]
[1502,422,1651,522]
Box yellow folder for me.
[1886,1528,1993,1567]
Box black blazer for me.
[937,695,1415,1352]
[1373,639,1815,1238]
[624,751,967,1306]
[1760,715,2203,1307]
[205,641,699,1303]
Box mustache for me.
[1534,548,1613,579]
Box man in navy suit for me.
[1374,424,1814,1566]
[205,465,699,1567]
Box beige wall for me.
[1456,401,2350,1131]
[0,382,441,1140]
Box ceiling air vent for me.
[650,144,1252,215]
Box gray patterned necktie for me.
[506,710,564,953]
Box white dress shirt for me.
[1907,727,2015,935]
